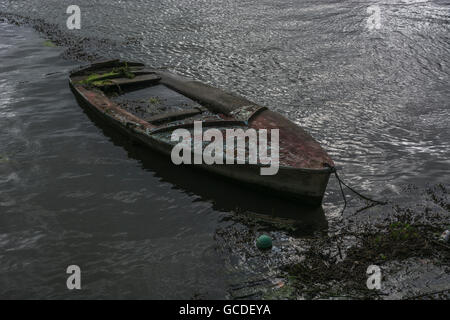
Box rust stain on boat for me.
[250,110,334,169]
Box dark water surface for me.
[0,0,449,299]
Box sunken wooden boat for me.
[69,60,335,206]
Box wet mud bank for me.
[216,185,449,299]
[0,11,119,62]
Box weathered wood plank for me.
[146,108,203,123]
[95,74,161,88]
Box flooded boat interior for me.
[110,85,219,125]
[71,62,223,127]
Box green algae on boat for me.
[78,63,136,86]
[148,96,160,105]
[79,71,120,85]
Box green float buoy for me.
[256,234,272,250]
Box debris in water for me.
[256,234,273,250]
[441,230,450,243]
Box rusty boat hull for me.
[69,60,334,206]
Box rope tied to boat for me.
[325,164,387,214]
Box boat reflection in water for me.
[78,99,328,236]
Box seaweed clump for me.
[78,63,135,87]
[283,207,450,299]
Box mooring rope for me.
[325,164,387,213]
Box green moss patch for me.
[43,40,56,47]
[79,71,119,85]
[78,62,135,87]
[148,97,160,105]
